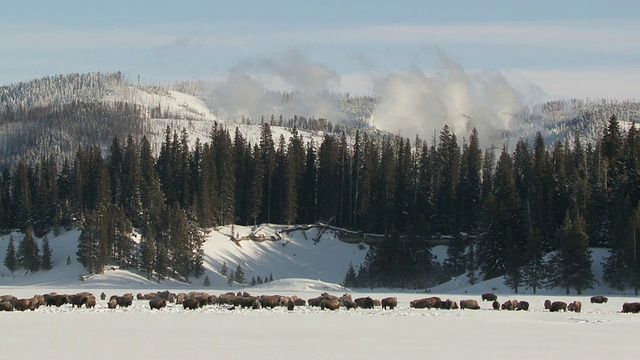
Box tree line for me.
[1,115,640,293]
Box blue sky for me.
[2,0,639,100]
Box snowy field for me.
[1,281,639,360]
[2,228,640,358]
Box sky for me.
[2,0,639,101]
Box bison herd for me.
[0,291,634,314]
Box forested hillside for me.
[3,72,640,293]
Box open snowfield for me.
[1,227,639,358]
[0,282,638,360]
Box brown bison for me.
[481,293,498,302]
[354,297,375,309]
[234,296,257,309]
[286,299,295,311]
[410,298,436,309]
[32,295,45,307]
[320,299,340,310]
[307,297,323,307]
[100,292,106,301]
[516,301,530,311]
[292,296,306,306]
[261,295,283,309]
[13,298,33,311]
[381,297,398,310]
[0,295,16,303]
[568,301,582,313]
[460,299,481,310]
[116,296,133,308]
[252,298,262,309]
[46,294,69,307]
[85,296,96,308]
[69,294,89,308]
[183,298,200,310]
[342,299,357,310]
[550,301,567,312]
[622,302,640,313]
[544,299,551,310]
[590,296,608,304]
[136,293,144,300]
[107,298,117,309]
[0,301,13,311]
[492,300,500,310]
[216,293,236,305]
[149,297,167,310]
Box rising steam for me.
[208,47,530,145]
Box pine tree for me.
[268,273,274,282]
[17,228,40,272]
[234,264,245,284]
[343,262,358,287]
[250,276,257,286]
[220,261,228,276]
[228,270,235,286]
[203,275,211,287]
[4,235,17,273]
[256,275,263,284]
[140,223,157,279]
[40,235,52,270]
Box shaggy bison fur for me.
[381,297,398,310]
[149,297,167,310]
[354,297,375,309]
[183,298,200,310]
[516,301,530,311]
[0,301,13,311]
[410,297,437,309]
[320,299,340,311]
[116,296,133,308]
[482,293,498,302]
[85,296,96,308]
[550,301,567,312]
[287,299,295,311]
[568,301,582,313]
[544,299,551,310]
[492,300,500,310]
[46,295,69,307]
[260,295,283,309]
[13,298,32,311]
[107,299,117,309]
[69,294,88,308]
[590,296,608,304]
[100,292,106,300]
[622,302,640,313]
[460,299,481,310]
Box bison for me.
[252,298,262,309]
[107,298,117,309]
[516,301,530,311]
[410,298,436,309]
[381,297,398,310]
[354,297,375,309]
[320,299,340,311]
[568,301,582,313]
[260,295,283,309]
[46,295,69,307]
[481,293,498,302]
[286,299,295,311]
[0,301,13,311]
[492,300,500,310]
[307,297,323,307]
[550,301,567,312]
[622,302,640,313]
[544,299,552,310]
[100,292,106,300]
[460,299,481,310]
[501,300,517,311]
[590,296,608,304]
[116,296,133,308]
[183,298,200,310]
[149,297,167,310]
[13,298,32,311]
[292,296,306,306]
[85,296,96,308]
[69,294,88,308]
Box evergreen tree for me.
[228,270,235,286]
[250,276,256,286]
[17,228,40,272]
[234,264,245,283]
[547,212,594,294]
[40,235,52,270]
[203,275,211,287]
[76,211,108,274]
[256,275,263,284]
[444,234,467,278]
[220,261,228,276]
[521,229,545,294]
[140,223,157,280]
[343,262,358,288]
[4,235,17,273]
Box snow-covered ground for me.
[1,227,639,359]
